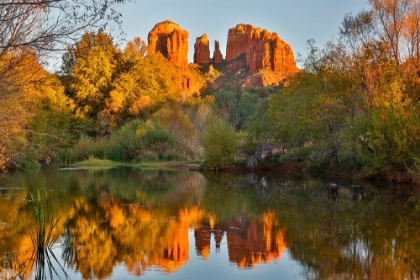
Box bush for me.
[341,102,420,173]
[70,134,95,161]
[61,119,177,163]
[202,120,237,170]
[106,120,142,161]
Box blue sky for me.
[119,0,369,66]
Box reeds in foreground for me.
[23,190,69,280]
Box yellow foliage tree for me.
[104,53,186,118]
[72,45,116,117]
[154,106,201,158]
[0,48,53,169]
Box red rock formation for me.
[225,24,298,75]
[148,20,189,69]
[213,40,223,63]
[194,34,210,64]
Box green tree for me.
[266,40,365,167]
[202,120,238,169]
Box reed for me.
[22,191,69,280]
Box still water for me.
[0,167,419,279]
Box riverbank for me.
[54,157,420,188]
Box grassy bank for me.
[70,157,203,170]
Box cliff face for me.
[213,41,223,63]
[148,21,297,88]
[194,34,210,64]
[194,36,224,64]
[225,24,297,75]
[148,20,189,69]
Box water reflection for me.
[0,168,420,279]
[62,170,206,278]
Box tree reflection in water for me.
[0,168,420,279]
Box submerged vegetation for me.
[1,0,420,185]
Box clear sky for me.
[119,0,370,67]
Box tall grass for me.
[28,192,62,252]
[23,191,68,280]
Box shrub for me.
[62,119,178,163]
[69,134,95,161]
[202,120,237,169]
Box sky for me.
[118,0,370,67]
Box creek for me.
[0,167,419,279]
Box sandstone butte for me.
[213,40,223,63]
[148,20,189,69]
[225,24,298,75]
[193,34,224,64]
[147,20,203,92]
[194,34,210,64]
[147,20,298,87]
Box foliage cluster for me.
[244,0,420,178]
[62,120,177,163]
[205,84,275,130]
[201,120,238,169]
[4,0,420,177]
[0,0,128,171]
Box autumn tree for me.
[0,49,45,169]
[69,31,120,118]
[106,52,187,119]
[267,0,420,173]
[340,0,420,103]
[154,106,201,158]
[369,0,411,65]
[0,0,129,170]
[0,49,74,169]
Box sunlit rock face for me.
[213,40,223,63]
[147,20,205,92]
[226,23,297,74]
[148,20,189,69]
[194,34,211,64]
[194,36,224,64]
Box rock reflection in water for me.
[194,209,286,268]
[1,168,420,279]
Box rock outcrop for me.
[147,21,298,88]
[194,34,210,64]
[148,20,189,69]
[213,41,223,63]
[225,24,298,75]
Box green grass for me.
[72,157,122,167]
[70,157,204,170]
